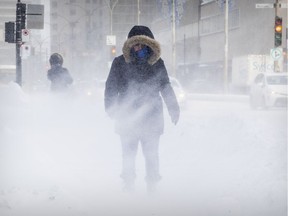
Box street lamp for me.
[137,0,140,25]
[172,0,176,77]
[104,0,119,34]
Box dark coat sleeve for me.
[62,68,73,85]
[104,57,120,118]
[156,59,180,124]
[47,69,57,81]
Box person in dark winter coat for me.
[47,53,73,92]
[104,25,180,193]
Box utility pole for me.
[16,0,24,86]
[107,0,118,34]
[223,0,229,93]
[274,0,281,72]
[137,0,140,25]
[172,0,176,77]
[5,1,43,86]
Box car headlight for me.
[178,93,185,98]
[269,91,287,96]
[269,90,276,95]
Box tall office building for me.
[49,0,158,79]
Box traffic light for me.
[5,22,15,43]
[20,3,26,29]
[111,46,116,58]
[274,16,282,47]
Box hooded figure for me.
[47,53,73,92]
[104,26,180,193]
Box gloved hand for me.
[170,111,180,125]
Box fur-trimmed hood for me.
[122,26,161,65]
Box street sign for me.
[270,47,282,60]
[27,4,44,29]
[106,35,116,46]
[22,29,29,42]
[255,3,274,8]
[256,3,287,9]
[21,44,31,59]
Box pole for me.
[224,0,229,93]
[172,0,176,77]
[197,0,201,61]
[108,0,118,35]
[286,0,288,72]
[184,34,186,66]
[16,0,22,86]
[274,0,280,72]
[137,0,140,25]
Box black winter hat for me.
[128,25,154,39]
[49,53,63,66]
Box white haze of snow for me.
[0,81,287,216]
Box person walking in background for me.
[47,53,73,92]
[104,25,180,193]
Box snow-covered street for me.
[0,83,287,216]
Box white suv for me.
[249,72,288,108]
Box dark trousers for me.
[120,134,161,185]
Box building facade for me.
[2,0,287,92]
[152,0,287,92]
[49,0,158,80]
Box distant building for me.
[49,0,158,80]
[152,0,287,92]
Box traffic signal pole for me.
[274,0,281,72]
[16,0,23,86]
[224,0,229,93]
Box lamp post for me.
[104,0,119,35]
[224,0,229,93]
[137,0,140,25]
[172,0,176,77]
[15,0,23,86]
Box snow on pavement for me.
[0,83,287,216]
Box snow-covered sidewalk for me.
[0,84,286,216]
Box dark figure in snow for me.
[104,25,180,193]
[47,53,73,92]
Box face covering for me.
[136,46,149,58]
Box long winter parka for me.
[104,26,180,136]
